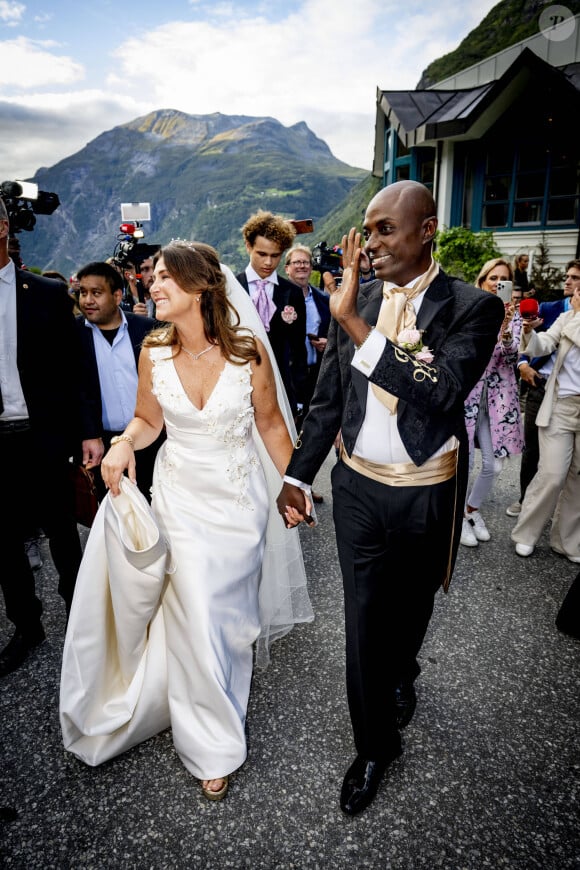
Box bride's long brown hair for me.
[143,241,261,365]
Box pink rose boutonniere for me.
[397,328,434,364]
[281,305,298,324]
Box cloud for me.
[0,94,143,181]
[0,1,25,26]
[0,0,499,181]
[1,36,84,88]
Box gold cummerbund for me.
[340,441,458,487]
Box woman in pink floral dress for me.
[461,258,525,547]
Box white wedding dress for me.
[150,348,269,778]
[60,337,313,779]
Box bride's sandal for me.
[201,776,229,801]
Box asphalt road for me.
[1,452,579,869]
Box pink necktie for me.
[252,280,277,331]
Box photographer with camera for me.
[107,258,149,317]
[137,249,159,318]
[0,194,103,678]
[107,219,155,317]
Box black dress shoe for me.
[0,628,46,678]
[340,748,402,816]
[394,681,417,729]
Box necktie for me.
[252,280,277,332]
[371,258,440,414]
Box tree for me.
[529,235,565,302]
[434,226,502,284]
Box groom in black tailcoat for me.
[277,180,504,816]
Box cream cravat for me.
[371,259,440,414]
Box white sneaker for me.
[506,502,521,517]
[515,543,534,557]
[460,517,478,547]
[466,510,490,542]
[551,546,580,564]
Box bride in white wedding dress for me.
[59,241,313,801]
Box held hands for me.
[101,441,136,496]
[276,482,315,528]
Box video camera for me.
[311,241,343,278]
[110,203,161,306]
[0,179,60,233]
[111,221,146,270]
[110,202,153,271]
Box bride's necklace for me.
[180,343,215,361]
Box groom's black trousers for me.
[331,458,461,760]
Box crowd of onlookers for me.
[2,199,579,687]
[459,253,579,575]
[2,183,578,829]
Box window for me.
[477,96,579,231]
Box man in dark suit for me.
[277,181,504,816]
[236,210,307,417]
[0,198,104,677]
[75,261,165,502]
[284,244,331,419]
[285,244,331,503]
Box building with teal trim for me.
[372,14,580,270]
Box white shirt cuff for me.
[283,475,311,491]
[351,328,386,375]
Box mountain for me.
[417,0,580,87]
[16,110,367,276]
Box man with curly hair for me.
[237,210,307,417]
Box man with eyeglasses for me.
[284,245,331,419]
[506,260,580,518]
[284,246,331,503]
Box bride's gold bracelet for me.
[110,434,134,448]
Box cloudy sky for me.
[1,0,499,183]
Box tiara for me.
[169,238,197,250]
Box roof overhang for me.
[373,48,580,174]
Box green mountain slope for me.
[418,0,580,87]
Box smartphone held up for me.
[496,280,513,304]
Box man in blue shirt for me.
[76,261,165,502]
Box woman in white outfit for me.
[61,241,313,800]
[511,284,580,563]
